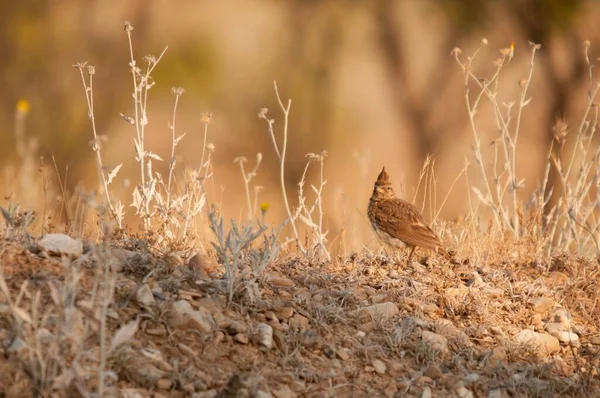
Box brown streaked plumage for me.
[368,167,445,262]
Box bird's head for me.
[371,167,395,199]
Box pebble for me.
[269,277,294,287]
[38,233,83,258]
[423,365,442,380]
[234,333,249,344]
[514,330,560,357]
[157,379,172,390]
[373,359,386,375]
[421,331,449,353]
[555,331,579,345]
[136,284,155,307]
[336,348,350,361]
[257,323,273,351]
[354,302,399,321]
[531,298,556,314]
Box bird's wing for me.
[374,199,443,250]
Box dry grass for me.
[1,26,600,397]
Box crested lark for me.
[368,167,445,262]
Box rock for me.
[545,271,568,287]
[456,385,474,398]
[462,373,480,385]
[531,298,556,314]
[275,307,295,320]
[489,347,507,366]
[434,319,471,346]
[545,322,566,335]
[421,331,449,353]
[489,326,506,338]
[169,300,213,333]
[234,333,249,344]
[289,314,309,330]
[268,276,294,287]
[265,311,278,321]
[514,330,560,357]
[445,287,471,302]
[299,330,319,348]
[189,253,219,275]
[488,389,510,398]
[157,379,173,390]
[272,385,297,398]
[531,314,544,330]
[256,323,273,351]
[373,359,386,375]
[336,348,350,361]
[552,309,573,327]
[371,294,387,304]
[555,331,579,345]
[39,234,83,258]
[136,284,155,307]
[485,288,504,298]
[354,302,399,321]
[421,387,432,398]
[423,365,442,380]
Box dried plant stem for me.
[75,64,117,223]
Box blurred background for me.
[2,0,600,252]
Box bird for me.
[368,167,445,263]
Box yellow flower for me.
[259,202,270,213]
[509,41,515,57]
[16,99,30,114]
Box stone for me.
[515,330,560,357]
[462,373,480,385]
[555,331,579,345]
[489,347,507,367]
[298,330,319,348]
[268,276,294,287]
[289,314,309,330]
[234,333,249,344]
[545,271,568,287]
[531,298,556,314]
[456,385,474,398]
[552,309,573,327]
[169,300,213,333]
[354,302,399,321]
[257,323,273,351]
[373,359,386,375]
[488,389,510,398]
[39,234,83,258]
[157,379,173,390]
[421,331,449,353]
[336,348,350,361]
[189,253,219,276]
[423,365,442,380]
[545,322,566,335]
[421,387,432,398]
[136,284,155,307]
[276,307,295,320]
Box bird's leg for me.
[407,246,416,264]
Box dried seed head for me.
[584,40,591,49]
[518,79,528,89]
[481,38,489,46]
[553,117,568,145]
[450,47,462,56]
[171,87,185,96]
[200,112,212,124]
[124,21,134,32]
[258,108,269,119]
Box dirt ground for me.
[1,238,600,397]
